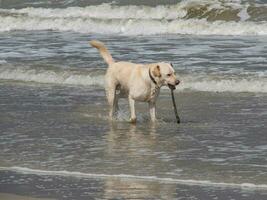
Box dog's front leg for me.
[149,101,156,122]
[106,86,117,119]
[129,97,136,123]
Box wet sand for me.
[0,193,54,200]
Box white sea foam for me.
[237,6,250,22]
[0,67,105,86]
[179,76,267,93]
[0,13,266,36]
[0,1,267,35]
[0,166,267,190]
[0,66,266,93]
[13,4,187,20]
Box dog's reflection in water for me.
[102,122,177,200]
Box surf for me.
[1,166,267,190]
[0,65,105,87]
[0,65,266,93]
[1,1,267,35]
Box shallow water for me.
[0,0,267,199]
[0,82,267,199]
[0,31,266,92]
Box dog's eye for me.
[167,73,172,77]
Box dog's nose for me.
[175,80,180,85]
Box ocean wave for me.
[1,16,267,35]
[0,65,266,93]
[0,66,105,86]
[0,1,267,35]
[4,1,267,21]
[180,75,267,93]
[0,166,267,190]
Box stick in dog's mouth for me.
[168,84,176,90]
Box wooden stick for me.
[171,89,180,124]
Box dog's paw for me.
[130,118,137,124]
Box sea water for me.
[0,0,267,199]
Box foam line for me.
[0,66,105,87]
[0,166,267,190]
[1,66,266,93]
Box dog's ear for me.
[152,65,161,77]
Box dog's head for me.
[151,62,180,89]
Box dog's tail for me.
[89,40,114,65]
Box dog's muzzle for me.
[168,80,180,90]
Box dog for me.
[90,40,180,123]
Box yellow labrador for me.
[90,40,180,123]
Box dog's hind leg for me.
[113,85,120,113]
[129,96,136,123]
[113,92,119,114]
[106,84,117,119]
